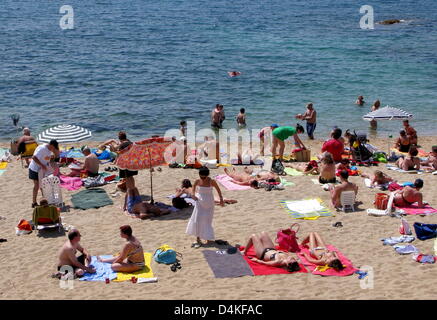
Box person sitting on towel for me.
[123,187,171,219]
[395,147,421,171]
[69,147,99,177]
[393,130,411,153]
[242,232,301,272]
[301,232,345,271]
[360,170,394,187]
[393,179,426,208]
[327,170,358,208]
[175,178,237,205]
[98,225,145,272]
[420,146,437,171]
[56,229,96,278]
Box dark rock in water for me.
[379,19,401,25]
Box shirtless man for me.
[329,170,358,208]
[421,146,437,171]
[296,103,317,140]
[394,179,426,208]
[99,131,132,152]
[17,128,37,166]
[70,147,99,177]
[56,229,95,278]
[211,104,225,129]
[403,120,418,145]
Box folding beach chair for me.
[41,175,64,207]
[367,192,395,216]
[32,205,63,233]
[340,191,356,212]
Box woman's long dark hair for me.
[181,179,192,188]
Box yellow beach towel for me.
[0,162,8,170]
[113,252,154,282]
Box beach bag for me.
[374,193,389,210]
[399,218,412,235]
[413,223,437,241]
[293,149,311,162]
[276,224,300,252]
[271,159,286,175]
[153,244,182,264]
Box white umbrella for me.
[37,124,92,143]
[363,106,413,121]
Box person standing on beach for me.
[296,103,317,140]
[271,125,306,160]
[403,120,418,146]
[186,167,224,248]
[258,124,279,156]
[236,108,246,128]
[370,100,380,129]
[28,139,59,208]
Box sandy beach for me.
[0,136,436,300]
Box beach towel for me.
[0,170,5,176]
[32,205,59,224]
[297,245,358,276]
[284,168,303,176]
[202,250,254,278]
[113,253,154,282]
[0,162,8,170]
[280,198,333,220]
[59,175,83,191]
[215,175,251,190]
[79,255,118,282]
[381,235,415,246]
[279,177,295,187]
[391,148,428,158]
[239,245,307,276]
[71,188,113,210]
[386,164,423,174]
[396,204,437,216]
[393,245,419,255]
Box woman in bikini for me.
[242,232,301,272]
[396,147,421,171]
[318,152,336,184]
[394,179,426,208]
[98,225,145,272]
[301,232,344,271]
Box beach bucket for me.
[375,193,389,210]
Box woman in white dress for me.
[186,167,224,248]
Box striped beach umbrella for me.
[363,106,413,121]
[37,124,92,143]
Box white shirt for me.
[29,144,52,172]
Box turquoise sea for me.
[1,0,436,142]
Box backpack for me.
[276,224,300,252]
[413,223,437,241]
[153,244,182,264]
[271,159,286,175]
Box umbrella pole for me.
[148,148,154,204]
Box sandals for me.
[105,166,118,172]
[191,242,202,249]
[170,261,182,272]
[333,222,343,228]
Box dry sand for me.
[0,136,436,300]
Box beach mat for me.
[396,204,437,216]
[60,175,83,191]
[113,253,154,282]
[239,245,307,275]
[0,170,5,176]
[280,177,295,187]
[0,162,8,170]
[71,188,113,210]
[284,168,303,176]
[202,250,254,278]
[280,198,334,220]
[386,164,423,174]
[297,245,358,276]
[391,148,428,158]
[215,175,251,190]
[79,255,118,282]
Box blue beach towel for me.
[79,255,117,282]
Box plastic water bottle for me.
[137,277,158,283]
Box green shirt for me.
[272,126,297,141]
